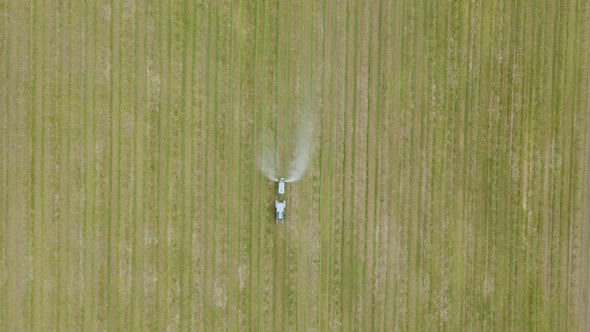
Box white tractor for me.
[275,178,286,223]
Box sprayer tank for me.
[278,178,285,195]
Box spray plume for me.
[256,105,315,183]
[257,69,315,183]
[284,105,314,182]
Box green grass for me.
[1,0,588,330]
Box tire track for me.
[0,0,9,327]
[583,1,590,325]
[317,0,329,329]
[227,2,242,330]
[178,0,194,329]
[4,0,19,329]
[30,0,44,329]
[155,1,171,329]
[191,3,207,330]
[130,0,146,328]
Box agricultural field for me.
[1,0,589,330]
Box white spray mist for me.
[285,107,314,182]
[257,77,315,183]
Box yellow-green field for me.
[1,0,589,330]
